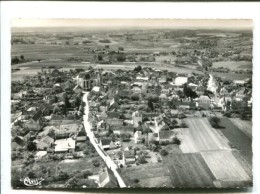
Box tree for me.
[183,83,198,99]
[134,65,142,72]
[11,56,20,65]
[209,116,220,128]
[20,55,25,60]
[97,54,103,61]
[27,141,37,151]
[147,99,154,111]
[118,46,124,51]
[136,155,146,164]
[63,92,70,110]
[116,54,126,62]
[160,149,168,156]
[173,137,181,145]
[131,94,140,101]
[81,170,93,178]
[177,90,185,98]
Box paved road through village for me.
[82,92,127,188]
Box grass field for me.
[120,163,173,188]
[201,151,250,183]
[162,153,216,188]
[229,118,252,138]
[212,61,252,71]
[178,118,230,153]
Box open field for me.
[30,156,105,177]
[120,163,173,187]
[232,150,253,180]
[219,118,252,164]
[12,44,92,60]
[210,71,252,80]
[162,153,216,188]
[178,118,230,153]
[229,118,252,138]
[201,151,250,183]
[212,61,252,71]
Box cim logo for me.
[22,177,45,187]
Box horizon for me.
[12,19,253,30]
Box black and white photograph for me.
[9,18,253,189]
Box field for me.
[210,71,252,80]
[201,151,250,183]
[120,163,173,188]
[162,153,216,188]
[212,61,252,71]
[229,118,252,138]
[178,118,230,153]
[218,118,252,164]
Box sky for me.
[12,19,253,29]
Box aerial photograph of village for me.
[10,19,253,189]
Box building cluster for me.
[81,65,252,168]
[11,68,120,188]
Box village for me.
[11,59,252,188]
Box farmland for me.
[178,118,230,153]
[212,61,252,71]
[120,163,173,188]
[218,118,252,164]
[162,153,216,188]
[201,151,250,183]
[229,118,252,138]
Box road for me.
[82,92,127,188]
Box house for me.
[73,84,83,93]
[131,86,142,94]
[134,131,143,143]
[106,118,124,127]
[54,123,83,139]
[123,150,136,165]
[99,111,108,120]
[49,114,81,125]
[24,110,43,131]
[161,88,170,95]
[35,151,47,161]
[76,136,87,142]
[54,138,76,153]
[97,120,107,132]
[142,112,159,121]
[99,167,118,188]
[196,95,211,109]
[37,136,54,150]
[109,125,134,135]
[175,77,188,86]
[132,110,142,128]
[99,138,116,150]
[188,83,198,90]
[36,126,56,140]
[158,130,175,144]
[107,111,121,119]
[233,80,246,85]
[148,132,159,143]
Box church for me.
[76,69,102,90]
